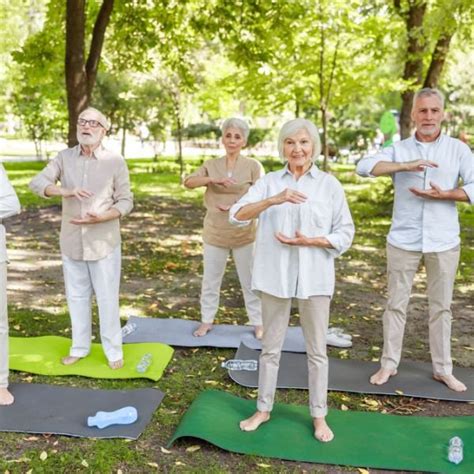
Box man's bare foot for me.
[193,323,213,337]
[0,388,14,405]
[109,359,124,370]
[370,367,397,385]
[313,417,334,442]
[61,356,83,366]
[254,325,263,340]
[239,411,270,431]
[433,374,467,392]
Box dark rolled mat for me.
[228,343,474,402]
[0,383,164,439]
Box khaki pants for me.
[201,243,262,326]
[257,292,330,418]
[0,262,8,388]
[381,243,460,375]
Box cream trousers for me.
[201,243,262,326]
[0,262,8,388]
[257,292,330,418]
[62,246,122,362]
[381,243,460,375]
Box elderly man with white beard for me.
[30,107,133,369]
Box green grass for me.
[1,158,473,472]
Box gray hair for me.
[79,107,111,131]
[277,118,321,162]
[412,88,445,111]
[221,117,250,142]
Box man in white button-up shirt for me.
[0,164,21,405]
[357,88,473,392]
[230,119,354,442]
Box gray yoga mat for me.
[228,343,474,402]
[123,316,350,350]
[0,383,164,439]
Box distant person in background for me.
[230,118,354,442]
[379,110,399,148]
[357,88,473,392]
[30,107,133,370]
[184,118,264,339]
[0,164,21,405]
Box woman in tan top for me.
[184,118,264,338]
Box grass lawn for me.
[1,157,473,473]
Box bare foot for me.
[239,411,270,431]
[254,325,263,340]
[433,374,467,392]
[61,356,83,366]
[370,367,397,385]
[193,323,213,337]
[0,388,14,405]
[109,359,124,370]
[313,417,334,442]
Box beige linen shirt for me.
[29,145,133,261]
[186,156,264,248]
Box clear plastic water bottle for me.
[448,436,463,465]
[221,359,258,371]
[121,322,137,337]
[87,406,138,429]
[136,353,153,373]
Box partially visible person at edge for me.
[357,88,473,392]
[184,118,264,339]
[230,118,354,442]
[0,164,21,405]
[29,107,133,370]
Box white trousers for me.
[62,246,122,362]
[0,262,8,388]
[201,243,262,325]
[257,292,330,418]
[381,243,460,375]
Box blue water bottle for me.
[87,406,138,429]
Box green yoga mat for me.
[169,390,474,473]
[9,336,174,381]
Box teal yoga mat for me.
[169,390,474,473]
[9,336,173,381]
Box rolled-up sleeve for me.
[29,154,62,197]
[459,146,474,204]
[356,147,394,177]
[111,160,133,217]
[0,165,21,219]
[325,181,355,257]
[229,176,267,227]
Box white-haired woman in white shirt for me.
[230,118,354,442]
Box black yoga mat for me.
[228,343,474,402]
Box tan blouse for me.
[29,145,133,261]
[187,156,264,248]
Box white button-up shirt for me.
[229,165,354,299]
[357,134,474,253]
[0,164,21,263]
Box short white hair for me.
[412,88,445,111]
[79,107,111,131]
[221,117,250,142]
[277,118,321,162]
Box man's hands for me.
[60,187,94,200]
[402,159,438,172]
[276,231,333,248]
[409,181,446,200]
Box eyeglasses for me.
[77,118,103,128]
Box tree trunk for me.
[65,0,114,147]
[423,33,453,88]
[398,0,427,139]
